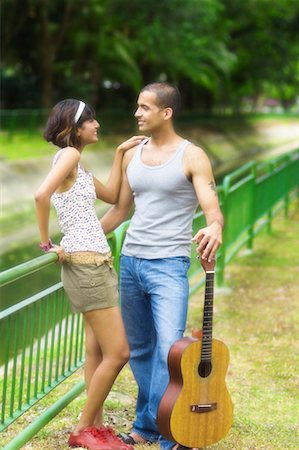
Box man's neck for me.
[149,128,182,149]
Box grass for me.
[1,199,299,449]
[0,130,125,161]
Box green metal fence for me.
[0,109,49,141]
[1,149,298,449]
[216,149,299,285]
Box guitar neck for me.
[201,270,215,362]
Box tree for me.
[222,0,299,110]
[1,0,299,111]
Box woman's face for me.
[77,119,100,147]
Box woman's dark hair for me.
[44,99,96,148]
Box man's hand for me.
[192,221,223,263]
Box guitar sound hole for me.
[198,361,212,377]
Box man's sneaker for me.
[98,426,134,450]
[68,426,112,450]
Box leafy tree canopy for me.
[1,0,298,111]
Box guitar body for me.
[158,336,233,448]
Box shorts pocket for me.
[78,266,118,297]
[79,275,106,289]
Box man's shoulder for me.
[185,142,208,160]
[183,142,212,176]
[123,145,139,166]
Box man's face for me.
[134,91,165,132]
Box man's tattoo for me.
[209,181,218,196]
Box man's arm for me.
[185,144,224,262]
[100,151,134,234]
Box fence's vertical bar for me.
[216,175,230,286]
[48,294,57,387]
[110,221,130,275]
[10,314,20,417]
[267,161,274,235]
[18,312,28,410]
[34,304,43,397]
[41,298,50,393]
[1,317,11,426]
[68,314,75,371]
[284,192,290,218]
[74,314,81,366]
[55,293,64,381]
[79,315,85,361]
[26,303,35,403]
[62,304,69,375]
[248,163,256,250]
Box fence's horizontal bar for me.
[223,160,255,185]
[0,282,63,320]
[0,253,58,288]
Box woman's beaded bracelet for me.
[39,240,53,252]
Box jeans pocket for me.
[169,256,190,271]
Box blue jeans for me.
[120,255,190,450]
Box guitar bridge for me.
[190,402,217,413]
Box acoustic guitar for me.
[157,258,233,448]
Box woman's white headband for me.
[74,101,85,123]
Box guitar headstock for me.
[200,257,216,273]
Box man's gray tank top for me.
[122,139,198,258]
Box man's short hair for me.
[140,82,181,118]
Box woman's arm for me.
[100,170,134,234]
[35,147,80,252]
[93,135,146,204]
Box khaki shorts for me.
[61,256,119,313]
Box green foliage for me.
[1,0,299,111]
[222,0,299,108]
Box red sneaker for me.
[97,426,134,450]
[68,426,113,449]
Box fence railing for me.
[216,149,299,285]
[0,110,49,140]
[1,148,298,450]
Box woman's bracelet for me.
[39,239,54,252]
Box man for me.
[101,82,224,450]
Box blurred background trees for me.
[1,0,299,112]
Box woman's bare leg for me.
[84,317,103,427]
[74,306,130,432]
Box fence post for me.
[247,162,257,250]
[216,176,230,286]
[267,161,274,235]
[284,154,292,218]
[109,221,130,275]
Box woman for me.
[35,99,145,450]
